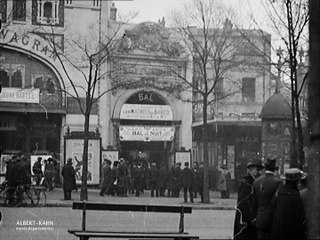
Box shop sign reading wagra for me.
[119,126,175,142]
[0,29,57,61]
[120,104,173,121]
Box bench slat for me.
[72,202,192,214]
[73,231,199,239]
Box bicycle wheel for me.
[24,188,36,206]
[34,188,46,206]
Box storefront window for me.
[12,69,23,87]
[0,69,10,87]
[0,64,25,88]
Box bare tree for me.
[257,0,309,168]
[44,18,136,201]
[169,0,262,203]
[307,1,320,238]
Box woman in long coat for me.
[61,158,76,200]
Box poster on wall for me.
[65,139,100,184]
[101,150,119,166]
[175,151,191,169]
[227,145,235,179]
[0,154,13,183]
[30,155,52,175]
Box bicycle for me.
[3,183,46,207]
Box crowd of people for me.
[3,154,57,204]
[233,157,308,240]
[98,158,205,203]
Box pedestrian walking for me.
[217,165,229,199]
[233,159,264,240]
[172,162,182,197]
[149,162,159,197]
[192,162,201,198]
[181,162,193,203]
[271,168,306,240]
[61,158,76,200]
[99,159,113,196]
[32,157,43,185]
[117,158,128,197]
[253,157,281,240]
[44,158,54,191]
[132,162,144,197]
[166,166,174,197]
[158,164,167,197]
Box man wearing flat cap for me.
[234,159,264,240]
[253,157,281,240]
[271,168,306,240]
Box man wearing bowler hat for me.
[234,158,264,240]
[253,157,281,240]
[271,168,306,240]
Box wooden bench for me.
[68,201,199,240]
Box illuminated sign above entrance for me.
[120,104,173,121]
[119,125,175,142]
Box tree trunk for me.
[307,0,320,238]
[202,96,210,203]
[80,112,90,201]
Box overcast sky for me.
[115,0,268,28]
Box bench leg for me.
[79,237,89,240]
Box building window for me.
[0,64,24,88]
[92,0,100,8]
[214,78,224,97]
[32,74,56,94]
[65,0,72,5]
[13,0,26,21]
[0,68,10,87]
[0,0,7,24]
[36,0,60,25]
[242,77,256,102]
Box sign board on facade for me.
[119,125,175,142]
[101,150,119,166]
[175,151,191,169]
[120,104,173,121]
[65,139,100,184]
[0,88,39,103]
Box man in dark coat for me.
[233,159,264,240]
[192,162,201,199]
[149,162,160,197]
[271,168,306,240]
[181,162,193,203]
[61,158,76,200]
[99,159,113,196]
[157,164,167,197]
[132,162,144,197]
[117,158,128,197]
[44,158,54,191]
[32,157,43,185]
[253,157,281,240]
[172,162,182,197]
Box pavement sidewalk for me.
[44,188,237,210]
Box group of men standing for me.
[99,158,205,203]
[233,157,308,240]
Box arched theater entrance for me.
[115,90,179,168]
